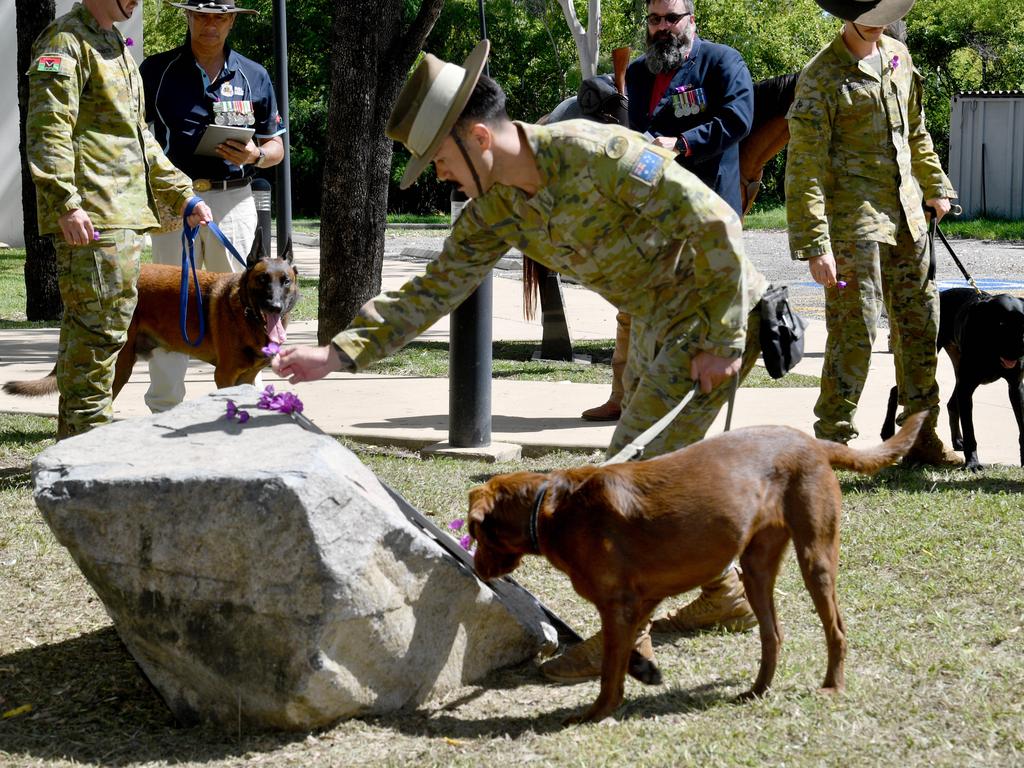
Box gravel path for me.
[384,227,1024,324]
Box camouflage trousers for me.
[55,230,141,438]
[814,227,940,443]
[609,310,762,458]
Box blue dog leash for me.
[179,197,250,346]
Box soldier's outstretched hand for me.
[272,344,350,384]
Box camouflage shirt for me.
[785,33,955,260]
[333,119,766,369]
[26,3,193,236]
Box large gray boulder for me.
[33,386,557,730]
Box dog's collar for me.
[529,483,547,554]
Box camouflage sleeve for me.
[143,125,194,218]
[26,32,84,216]
[785,82,834,261]
[596,147,750,357]
[330,203,507,369]
[908,63,956,201]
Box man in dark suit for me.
[626,0,753,214]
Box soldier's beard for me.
[645,28,694,74]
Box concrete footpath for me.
[0,240,1020,465]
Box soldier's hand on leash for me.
[925,197,952,223]
[182,199,213,229]
[58,208,95,246]
[809,254,839,288]
[690,351,742,395]
[272,344,352,384]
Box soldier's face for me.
[848,22,885,42]
[433,131,488,198]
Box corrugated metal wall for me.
[948,93,1024,220]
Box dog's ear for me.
[467,485,493,536]
[246,227,265,270]
[279,238,294,265]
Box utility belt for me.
[193,177,252,193]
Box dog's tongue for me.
[265,313,286,344]
[1001,357,1019,370]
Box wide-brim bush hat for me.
[814,0,915,26]
[168,0,258,15]
[386,40,490,190]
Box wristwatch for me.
[255,147,267,168]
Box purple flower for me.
[256,384,304,415]
[92,230,100,241]
[837,280,848,289]
[125,37,134,47]
[261,341,281,358]
[459,534,473,551]
[225,399,250,423]
[448,519,465,531]
[890,55,900,70]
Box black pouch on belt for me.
[758,283,809,379]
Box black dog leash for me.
[925,203,980,294]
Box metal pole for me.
[272,0,292,256]
[447,1,492,447]
[252,178,272,260]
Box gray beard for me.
[645,31,693,74]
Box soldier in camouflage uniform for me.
[26,0,212,438]
[274,42,768,680]
[785,0,960,465]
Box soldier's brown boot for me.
[581,399,622,421]
[540,627,655,683]
[902,425,962,467]
[650,567,757,634]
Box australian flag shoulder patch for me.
[629,148,664,185]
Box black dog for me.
[882,287,1024,470]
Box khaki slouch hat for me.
[386,41,490,190]
[813,0,915,26]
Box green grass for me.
[0,413,1021,766]
[742,205,1024,240]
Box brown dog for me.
[4,233,298,401]
[468,412,927,724]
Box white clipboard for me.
[194,124,255,157]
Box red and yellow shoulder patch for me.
[35,54,73,76]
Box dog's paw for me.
[627,656,662,686]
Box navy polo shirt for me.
[140,44,285,183]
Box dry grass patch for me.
[1,416,1021,767]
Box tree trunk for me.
[16,0,62,321]
[556,0,600,80]
[317,0,445,343]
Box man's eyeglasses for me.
[645,11,691,26]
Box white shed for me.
[948,90,1024,220]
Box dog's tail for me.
[824,411,927,474]
[3,365,58,397]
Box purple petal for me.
[226,400,238,419]
[261,342,281,357]
[459,534,473,551]
[448,519,465,531]
[125,37,134,46]
[237,410,250,423]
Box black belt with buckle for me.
[193,177,251,193]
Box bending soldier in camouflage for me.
[785,0,960,465]
[274,42,768,682]
[26,0,212,439]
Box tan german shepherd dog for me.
[4,232,299,401]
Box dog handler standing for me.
[140,0,285,412]
[786,0,960,464]
[273,42,768,681]
[25,0,212,439]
